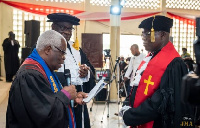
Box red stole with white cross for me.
[133,42,180,128]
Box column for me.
[109,0,121,102]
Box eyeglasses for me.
[54,23,75,32]
[141,31,164,37]
[53,46,67,55]
[141,31,151,37]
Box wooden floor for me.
[0,77,127,128]
[0,97,7,128]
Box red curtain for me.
[1,0,84,16]
[167,12,195,26]
[96,12,160,21]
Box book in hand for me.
[83,80,107,103]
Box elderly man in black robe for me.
[119,16,195,128]
[6,30,87,128]
[2,31,20,82]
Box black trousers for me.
[74,85,91,128]
[74,104,90,128]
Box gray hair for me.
[36,30,66,51]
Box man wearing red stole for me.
[119,16,195,128]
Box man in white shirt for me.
[124,44,146,94]
[47,13,95,128]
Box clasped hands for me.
[63,85,88,105]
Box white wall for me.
[84,21,110,33]
[82,18,144,35]
[121,19,143,35]
[0,3,2,77]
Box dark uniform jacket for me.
[123,55,195,128]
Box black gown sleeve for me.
[14,40,20,53]
[79,48,96,93]
[123,57,188,127]
[123,89,162,126]
[2,38,10,53]
[79,48,95,74]
[7,68,70,128]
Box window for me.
[13,9,75,59]
[166,0,200,11]
[13,10,23,58]
[90,0,160,9]
[103,34,147,57]
[171,17,195,59]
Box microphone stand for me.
[116,58,120,124]
[118,71,128,104]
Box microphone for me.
[64,69,71,86]
[64,69,74,107]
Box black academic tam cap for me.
[139,15,173,33]
[47,13,80,25]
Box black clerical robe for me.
[6,62,70,128]
[2,38,20,81]
[32,42,95,128]
[72,48,95,128]
[79,48,96,93]
[123,57,195,128]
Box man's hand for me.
[184,57,192,60]
[63,85,77,100]
[119,105,131,117]
[120,81,124,87]
[75,92,88,105]
[124,77,128,82]
[79,64,89,78]
[15,40,19,44]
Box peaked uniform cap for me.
[138,15,173,32]
[47,13,80,25]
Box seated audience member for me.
[181,48,192,60]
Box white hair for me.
[36,30,66,51]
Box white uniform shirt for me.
[58,41,90,85]
[124,53,146,87]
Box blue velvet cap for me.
[139,15,173,32]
